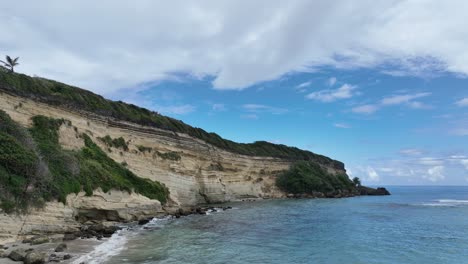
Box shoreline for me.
[0,188,390,263]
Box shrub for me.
[276,161,354,194]
[155,151,181,161]
[98,135,129,151]
[137,145,152,153]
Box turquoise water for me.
[85,187,468,264]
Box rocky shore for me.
[0,189,392,264]
[0,205,233,264]
[286,186,391,199]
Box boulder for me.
[55,243,67,252]
[138,219,151,225]
[63,233,77,241]
[63,254,72,260]
[8,249,27,261]
[24,252,47,264]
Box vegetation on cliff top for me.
[0,70,344,170]
[0,111,168,213]
[276,161,354,194]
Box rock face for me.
[0,92,347,243]
[0,190,162,244]
[0,92,346,207]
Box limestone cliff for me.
[0,92,345,206]
[0,85,347,243]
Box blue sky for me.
[108,68,468,185]
[2,1,467,185]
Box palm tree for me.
[4,56,19,72]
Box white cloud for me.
[351,104,379,114]
[242,104,288,114]
[381,92,431,106]
[399,148,424,156]
[212,103,226,111]
[455,98,468,107]
[327,77,337,86]
[461,159,468,170]
[296,81,311,89]
[334,123,351,129]
[240,114,259,120]
[306,84,356,102]
[155,104,195,115]
[295,81,310,93]
[417,157,444,166]
[366,166,380,182]
[352,92,432,114]
[451,128,468,136]
[3,1,468,93]
[424,166,445,182]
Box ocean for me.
[74,186,468,264]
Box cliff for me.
[0,71,349,243]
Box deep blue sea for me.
[75,186,468,264]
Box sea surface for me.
[74,186,468,264]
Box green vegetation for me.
[97,135,129,151]
[155,151,181,161]
[276,161,354,194]
[0,111,168,213]
[0,70,343,170]
[137,145,152,153]
[1,56,19,72]
[78,134,168,202]
[352,177,361,187]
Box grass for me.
[0,111,169,213]
[0,70,344,170]
[276,161,354,194]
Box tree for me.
[4,56,19,72]
[352,177,361,187]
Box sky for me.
[1,0,467,185]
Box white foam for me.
[420,203,457,207]
[420,199,468,207]
[72,229,128,264]
[436,199,468,203]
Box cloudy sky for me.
[1,0,467,185]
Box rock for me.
[178,208,190,216]
[63,233,77,241]
[375,187,391,195]
[8,249,27,261]
[24,252,47,264]
[30,236,49,245]
[22,237,33,244]
[359,186,391,196]
[0,249,5,258]
[103,226,120,235]
[138,219,151,225]
[55,243,67,252]
[286,193,294,198]
[63,254,72,260]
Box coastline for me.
[0,190,390,263]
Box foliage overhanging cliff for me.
[0,110,168,213]
[0,70,344,171]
